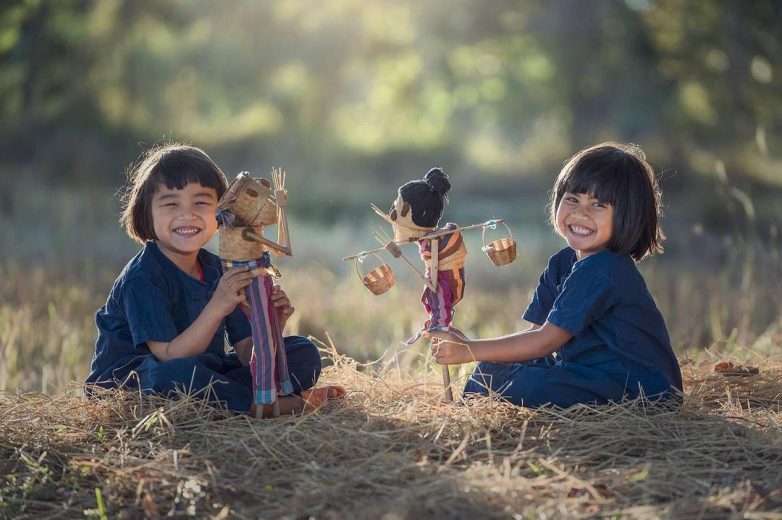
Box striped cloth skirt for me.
[405,267,466,346]
[222,253,294,404]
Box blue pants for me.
[133,336,321,412]
[464,356,629,408]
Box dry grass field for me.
[1,342,781,519]
[2,183,781,518]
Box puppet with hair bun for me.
[387,168,467,346]
[345,167,516,402]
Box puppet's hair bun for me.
[398,167,451,228]
[424,167,450,198]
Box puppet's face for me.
[218,174,278,228]
[388,192,433,241]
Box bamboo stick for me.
[441,365,453,403]
[396,250,436,292]
[244,229,291,257]
[430,237,453,402]
[271,168,293,257]
[343,219,504,261]
[371,229,436,292]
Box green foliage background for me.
[3,1,780,190]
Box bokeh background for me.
[1,0,780,393]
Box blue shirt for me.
[86,241,251,386]
[523,247,682,397]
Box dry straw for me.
[1,344,781,519]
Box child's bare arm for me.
[147,267,253,362]
[427,322,571,365]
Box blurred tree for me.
[0,0,779,195]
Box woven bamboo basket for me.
[356,253,395,295]
[482,221,517,266]
[219,172,279,226]
[219,226,266,261]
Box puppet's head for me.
[388,167,451,241]
[217,172,279,228]
[217,172,282,260]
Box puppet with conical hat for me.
[216,171,294,417]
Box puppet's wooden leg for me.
[441,365,454,402]
[251,402,279,418]
[271,329,282,417]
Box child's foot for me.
[300,385,347,411]
[249,386,346,418]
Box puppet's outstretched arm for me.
[273,168,292,256]
[371,203,394,225]
[245,168,292,257]
[242,229,290,256]
[379,236,437,293]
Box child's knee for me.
[153,355,220,389]
[284,336,322,370]
[280,336,320,393]
[161,356,202,374]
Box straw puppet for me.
[216,170,293,417]
[346,167,516,401]
[376,168,466,346]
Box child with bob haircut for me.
[427,142,682,408]
[86,143,344,416]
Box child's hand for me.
[209,267,254,318]
[270,284,295,329]
[426,329,474,365]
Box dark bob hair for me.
[120,143,228,244]
[548,142,665,261]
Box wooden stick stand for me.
[431,238,454,403]
[441,366,453,403]
[253,400,281,418]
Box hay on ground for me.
[1,345,781,519]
